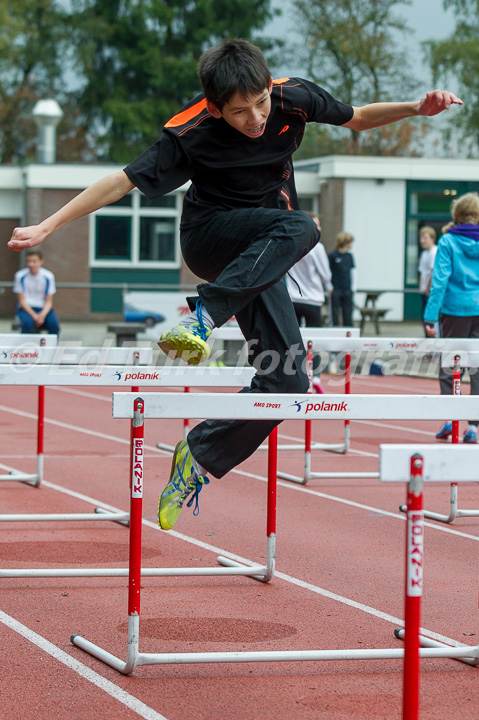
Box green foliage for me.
[68,0,278,162]
[426,0,479,155]
[290,0,425,157]
[0,0,69,163]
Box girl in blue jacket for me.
[424,192,479,443]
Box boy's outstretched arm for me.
[343,90,463,132]
[8,171,135,252]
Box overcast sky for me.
[265,0,459,95]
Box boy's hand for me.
[8,225,46,252]
[424,321,437,338]
[417,90,463,117]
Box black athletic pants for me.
[180,207,319,478]
[331,289,353,327]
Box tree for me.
[68,0,279,162]
[425,0,479,156]
[0,1,70,163]
[289,0,427,157]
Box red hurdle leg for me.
[452,355,461,444]
[267,426,278,539]
[128,398,145,618]
[403,453,424,720]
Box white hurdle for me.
[0,365,255,578]
[69,391,479,685]
[278,337,479,485]
[0,345,152,487]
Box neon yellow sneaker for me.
[158,439,210,530]
[158,323,211,365]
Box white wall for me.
[343,178,406,321]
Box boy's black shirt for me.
[124,78,353,229]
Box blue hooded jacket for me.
[424,224,479,322]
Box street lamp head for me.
[32,99,63,127]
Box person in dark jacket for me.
[329,232,356,327]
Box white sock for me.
[192,456,209,478]
[181,305,215,331]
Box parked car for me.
[123,304,165,327]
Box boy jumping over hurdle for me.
[7,39,462,530]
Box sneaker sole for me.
[158,441,184,530]
[157,333,210,366]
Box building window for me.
[90,190,181,268]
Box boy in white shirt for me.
[13,249,60,335]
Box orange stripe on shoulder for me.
[272,78,291,85]
[165,99,208,128]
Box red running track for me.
[0,373,478,720]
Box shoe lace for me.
[180,473,210,516]
[192,299,208,342]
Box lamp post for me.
[32,99,63,164]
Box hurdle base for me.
[400,482,479,524]
[0,563,278,579]
[394,628,479,667]
[94,506,130,526]
[217,534,275,582]
[71,633,479,676]
[0,472,39,485]
[0,511,129,524]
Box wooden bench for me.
[356,292,390,335]
[107,322,147,346]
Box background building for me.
[1,156,479,323]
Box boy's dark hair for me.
[25,249,44,260]
[198,39,271,110]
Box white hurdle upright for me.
[380,443,479,720]
[0,345,151,486]
[399,352,479,524]
[277,337,479,485]
[69,391,479,684]
[0,365,256,579]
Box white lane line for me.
[0,610,168,720]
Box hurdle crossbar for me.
[70,393,479,691]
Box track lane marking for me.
[0,610,168,720]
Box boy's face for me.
[420,232,435,249]
[208,80,272,139]
[25,255,43,274]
